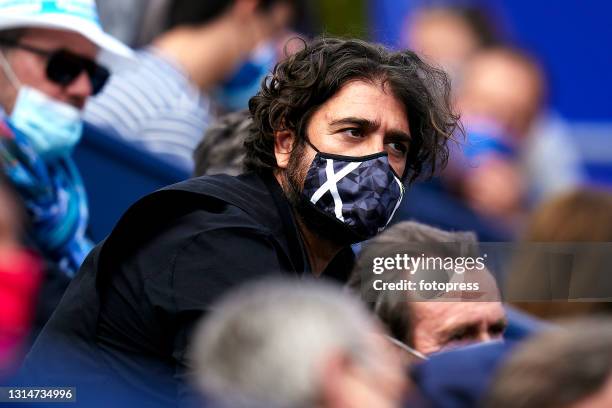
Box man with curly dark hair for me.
[24,37,459,407]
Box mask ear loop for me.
[0,50,22,90]
[385,335,429,361]
[304,138,321,153]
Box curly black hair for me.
[245,36,461,182]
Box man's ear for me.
[274,129,295,169]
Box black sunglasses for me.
[0,40,110,95]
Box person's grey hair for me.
[189,279,379,408]
[484,318,612,408]
[193,110,250,177]
[348,221,479,346]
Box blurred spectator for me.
[24,37,457,406]
[403,4,501,86]
[452,47,583,227]
[0,177,42,380]
[401,6,584,239]
[484,319,612,408]
[349,221,506,356]
[507,189,612,320]
[193,109,249,177]
[453,47,543,224]
[86,0,294,170]
[457,48,544,150]
[0,0,131,336]
[190,279,407,408]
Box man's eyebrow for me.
[329,117,380,129]
[438,321,479,339]
[329,117,411,140]
[386,129,412,142]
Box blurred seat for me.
[74,123,191,243]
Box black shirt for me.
[21,172,354,407]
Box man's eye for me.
[340,128,363,138]
[447,326,477,343]
[489,322,507,337]
[387,142,408,155]
[448,329,468,343]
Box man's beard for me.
[280,141,362,247]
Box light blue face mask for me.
[215,41,277,112]
[10,86,83,159]
[0,51,83,160]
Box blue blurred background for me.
[369,0,611,186]
[371,0,612,122]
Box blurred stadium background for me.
[97,0,611,187]
[81,0,611,242]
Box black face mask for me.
[294,141,405,245]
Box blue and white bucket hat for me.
[0,0,133,64]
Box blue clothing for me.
[0,121,92,278]
[408,341,518,408]
[503,306,546,341]
[391,178,513,242]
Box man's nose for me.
[365,133,386,154]
[64,71,92,108]
[478,327,495,342]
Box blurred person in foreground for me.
[86,0,294,170]
[349,221,506,356]
[485,318,612,408]
[0,177,42,381]
[0,0,131,336]
[507,189,612,320]
[191,279,407,408]
[24,37,458,406]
